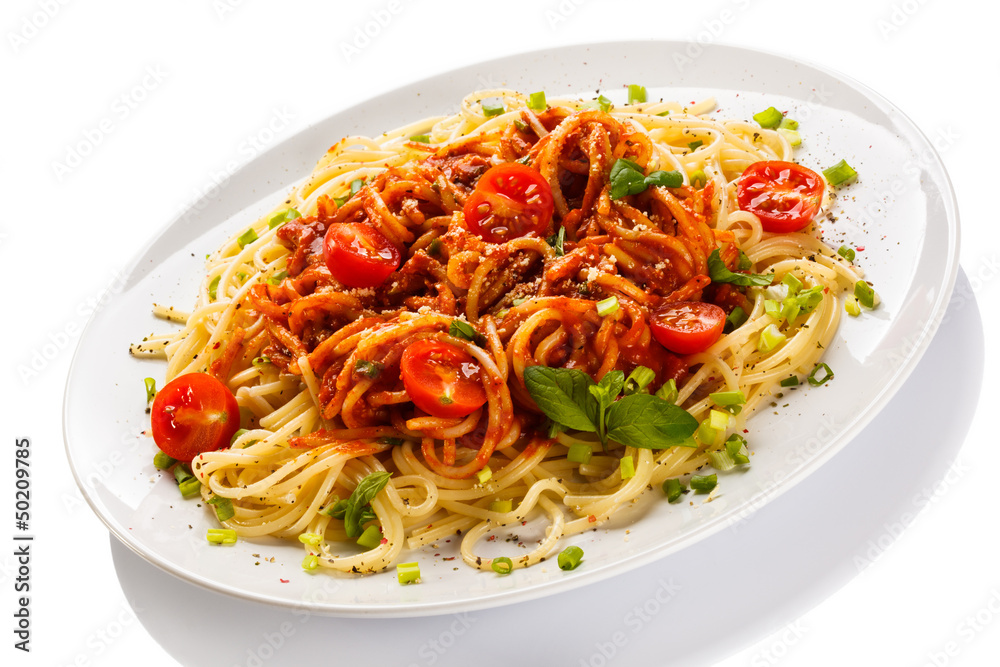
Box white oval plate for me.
[64,41,959,617]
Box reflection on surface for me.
[112,271,983,667]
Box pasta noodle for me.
[136,89,862,575]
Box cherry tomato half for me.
[150,373,240,462]
[400,340,488,419]
[463,163,554,243]
[736,161,824,233]
[323,222,401,288]
[650,302,726,355]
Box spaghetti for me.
[135,88,862,575]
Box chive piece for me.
[764,299,783,321]
[491,556,514,575]
[779,118,799,130]
[708,449,736,472]
[779,375,800,387]
[528,91,547,111]
[546,225,566,256]
[512,119,529,132]
[854,280,877,309]
[656,110,670,117]
[237,228,258,249]
[477,466,493,484]
[144,377,157,404]
[838,245,856,262]
[655,378,678,403]
[206,528,237,545]
[178,476,201,499]
[778,128,801,146]
[266,270,287,286]
[823,159,858,186]
[252,356,270,367]
[153,451,175,470]
[302,554,319,571]
[623,366,656,395]
[845,295,861,317]
[627,84,647,105]
[268,208,301,229]
[807,363,834,386]
[482,99,504,117]
[698,418,718,446]
[687,140,703,151]
[208,496,235,522]
[567,442,593,464]
[619,455,635,480]
[230,428,248,446]
[208,275,221,300]
[708,409,730,430]
[597,95,613,112]
[350,178,364,196]
[409,134,431,143]
[489,499,513,513]
[753,107,783,129]
[449,319,480,342]
[662,478,685,503]
[710,390,746,407]
[427,238,442,256]
[397,562,421,584]
[690,474,718,493]
[356,524,382,549]
[297,533,321,547]
[376,436,404,446]
[558,545,584,571]
[724,306,748,333]
[782,273,803,294]
[725,433,750,465]
[174,464,194,485]
[690,169,707,189]
[758,323,786,353]
[354,359,383,379]
[596,296,619,317]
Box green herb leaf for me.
[605,394,699,449]
[707,249,774,287]
[355,359,382,379]
[609,159,648,199]
[341,471,392,538]
[546,225,566,257]
[643,170,684,188]
[449,319,482,343]
[522,366,598,433]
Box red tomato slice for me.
[650,302,726,354]
[323,222,401,288]
[151,373,240,462]
[400,340,488,419]
[736,161,824,233]
[463,163,554,243]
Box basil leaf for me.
[594,370,624,407]
[644,170,683,188]
[609,159,648,199]
[342,471,392,538]
[606,394,698,449]
[449,319,480,343]
[523,366,598,433]
[547,225,566,257]
[707,249,774,287]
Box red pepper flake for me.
[443,556,456,561]
[588,515,597,523]
[279,578,289,583]
[856,246,865,252]
[743,429,749,434]
[521,521,527,526]
[487,535,496,541]
[212,342,221,349]
[380,537,388,545]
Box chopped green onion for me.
[854,281,877,309]
[662,478,686,503]
[724,306,747,333]
[298,532,322,547]
[396,561,421,584]
[511,297,527,307]
[698,418,718,446]
[426,238,442,257]
[758,323,786,353]
[823,159,857,186]
[764,299,783,321]
[237,228,258,249]
[174,464,194,485]
[753,107,783,129]
[208,275,221,300]
[708,449,736,472]
[656,110,670,117]
[690,169,707,189]
[178,476,201,499]
[690,474,718,493]
[567,442,593,464]
[528,91,547,111]
[512,119,529,132]
[619,455,635,480]
[252,356,270,367]
[845,295,861,317]
[687,140,703,151]
[350,178,364,195]
[377,436,405,446]
[489,499,513,513]
[208,496,235,522]
[837,245,856,262]
[153,451,175,470]
[491,556,514,575]
[778,128,801,146]
[779,117,799,130]
[354,359,382,379]
[557,545,584,571]
[266,270,287,285]
[627,84,647,104]
[725,433,750,465]
[597,95,613,112]
[449,319,480,342]
[143,377,157,405]
[624,366,656,395]
[476,466,493,484]
[782,273,803,294]
[230,428,248,446]
[409,133,430,143]
[596,296,619,317]
[302,554,319,571]
[807,363,834,386]
[268,208,301,229]
[709,390,746,407]
[779,375,800,387]
[709,409,730,430]
[482,99,504,117]
[655,378,678,403]
[356,525,382,549]
[206,528,237,545]
[236,272,247,282]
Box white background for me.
[3,1,997,665]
